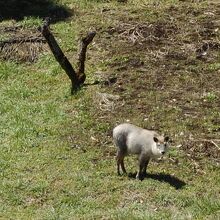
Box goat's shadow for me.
[128,172,186,190]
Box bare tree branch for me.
[39,18,96,93]
[39,20,79,93]
[77,31,96,84]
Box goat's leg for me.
[136,155,146,180]
[116,151,126,175]
[142,158,150,177]
[121,157,127,174]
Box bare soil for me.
[94,2,220,164]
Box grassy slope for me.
[0,0,220,219]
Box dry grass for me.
[0,25,48,62]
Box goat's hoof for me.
[136,173,144,181]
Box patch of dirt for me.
[183,139,220,164]
[109,56,144,70]
[97,2,220,162]
[0,25,48,63]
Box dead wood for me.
[0,37,46,48]
[77,31,96,84]
[39,18,96,93]
[39,19,79,93]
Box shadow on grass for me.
[128,172,186,189]
[0,0,72,22]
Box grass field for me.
[0,0,220,219]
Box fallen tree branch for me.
[0,36,46,47]
[39,18,96,93]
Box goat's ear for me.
[164,136,169,142]
[153,137,158,143]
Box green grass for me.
[0,0,220,219]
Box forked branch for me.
[39,18,96,93]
